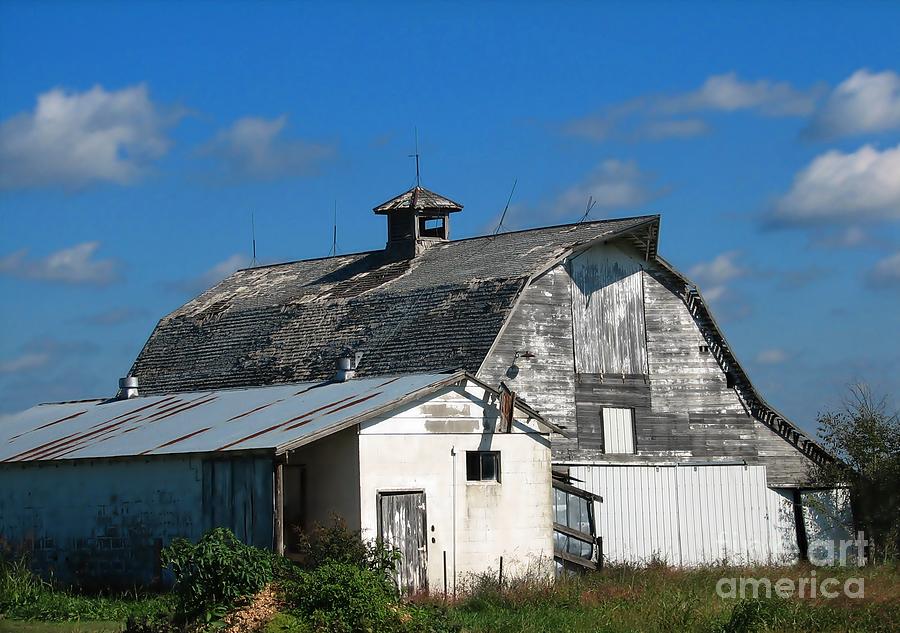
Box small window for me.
[419,216,446,238]
[698,344,710,354]
[602,407,635,454]
[466,451,500,482]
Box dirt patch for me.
[222,585,282,633]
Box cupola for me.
[373,185,463,259]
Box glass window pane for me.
[481,453,496,481]
[466,452,480,480]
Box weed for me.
[0,556,171,623]
[161,527,275,622]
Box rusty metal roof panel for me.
[0,373,462,463]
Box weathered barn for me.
[0,372,557,591]
[1,182,845,584]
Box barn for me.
[0,181,848,586]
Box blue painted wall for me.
[0,454,273,587]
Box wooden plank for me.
[553,522,595,543]
[274,462,284,556]
[379,491,427,595]
[570,243,648,375]
[554,548,597,570]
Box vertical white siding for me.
[570,243,648,375]
[569,464,799,566]
[601,407,635,454]
[766,487,801,564]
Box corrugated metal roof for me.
[0,373,469,463]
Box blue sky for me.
[1,1,898,433]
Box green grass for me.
[0,558,171,624]
[436,564,900,633]
[3,559,898,632]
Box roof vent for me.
[118,376,139,399]
[334,352,364,382]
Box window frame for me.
[465,450,501,483]
[600,406,637,455]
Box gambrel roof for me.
[130,216,659,395]
[127,212,829,467]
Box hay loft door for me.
[378,491,428,595]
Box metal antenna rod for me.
[250,211,258,266]
[331,200,338,256]
[493,178,518,236]
[577,195,597,224]
[408,127,420,186]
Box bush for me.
[161,527,274,621]
[814,385,900,561]
[292,517,400,584]
[280,562,398,632]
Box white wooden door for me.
[378,491,427,595]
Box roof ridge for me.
[237,214,659,272]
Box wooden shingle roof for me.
[373,185,463,214]
[130,216,658,395]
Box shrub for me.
[813,384,900,561]
[292,517,400,584]
[280,561,397,632]
[161,527,274,621]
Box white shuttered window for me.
[602,407,635,454]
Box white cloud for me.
[772,144,900,225]
[756,348,789,365]
[657,72,820,116]
[0,242,120,285]
[167,253,250,294]
[0,84,180,190]
[688,250,746,302]
[564,72,818,144]
[0,353,51,374]
[689,250,746,285]
[200,253,251,287]
[552,160,666,216]
[200,115,335,181]
[805,69,900,140]
[868,251,900,288]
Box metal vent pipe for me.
[118,376,139,399]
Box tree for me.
[814,384,900,561]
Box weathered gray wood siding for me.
[641,267,813,485]
[201,456,274,549]
[570,243,647,375]
[480,240,815,487]
[476,266,576,450]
